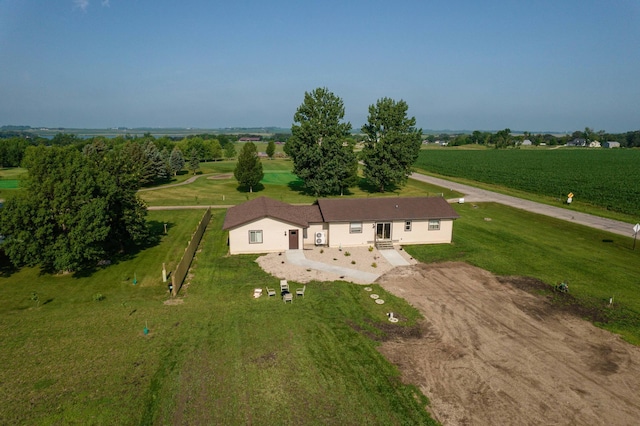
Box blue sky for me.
[1,0,639,132]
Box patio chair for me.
[296,285,306,297]
[266,287,276,297]
[280,279,289,292]
[283,293,293,303]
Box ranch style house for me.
[222,196,460,255]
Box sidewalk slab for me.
[379,249,410,266]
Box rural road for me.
[146,171,636,239]
[410,172,635,238]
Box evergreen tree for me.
[361,98,422,192]
[266,140,276,159]
[233,142,263,192]
[145,141,170,182]
[285,87,357,196]
[169,147,185,175]
[188,148,200,175]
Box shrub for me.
[351,260,356,265]
[368,246,374,252]
[344,251,351,257]
[93,293,105,302]
[371,262,377,268]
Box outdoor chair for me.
[280,280,289,292]
[283,293,293,303]
[296,285,306,297]
[266,287,276,297]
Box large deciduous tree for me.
[234,142,263,192]
[0,146,148,272]
[361,98,422,192]
[285,87,358,196]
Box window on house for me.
[349,222,363,233]
[249,230,263,244]
[405,220,412,231]
[428,220,440,231]
[303,228,307,239]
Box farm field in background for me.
[414,149,640,218]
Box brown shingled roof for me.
[317,196,459,222]
[222,196,322,230]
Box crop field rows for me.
[414,149,640,216]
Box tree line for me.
[429,128,640,148]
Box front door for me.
[376,222,391,240]
[288,229,299,249]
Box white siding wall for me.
[303,222,327,248]
[227,218,302,254]
[327,219,454,247]
[228,218,456,254]
[327,222,376,248]
[395,219,454,244]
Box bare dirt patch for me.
[376,262,640,425]
[207,173,232,180]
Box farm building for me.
[222,196,460,255]
[567,138,587,147]
[603,141,620,148]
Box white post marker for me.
[633,223,640,250]
[567,192,574,204]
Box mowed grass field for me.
[3,154,640,423]
[0,211,435,425]
[139,159,462,206]
[414,148,640,222]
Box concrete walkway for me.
[410,172,635,238]
[378,249,411,266]
[286,250,381,283]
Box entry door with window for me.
[376,222,391,240]
[288,229,299,249]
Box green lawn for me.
[5,156,640,423]
[0,211,435,425]
[139,159,462,206]
[405,202,640,344]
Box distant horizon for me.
[2,123,607,136]
[2,1,638,135]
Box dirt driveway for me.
[376,262,640,425]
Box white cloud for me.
[102,0,110,7]
[74,0,89,12]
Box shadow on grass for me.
[357,177,400,194]
[0,250,18,278]
[235,183,265,193]
[72,220,174,278]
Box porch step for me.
[375,240,394,250]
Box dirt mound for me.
[375,262,640,425]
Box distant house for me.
[239,137,261,142]
[567,138,587,147]
[588,140,601,148]
[222,196,460,255]
[603,141,620,148]
[521,139,532,146]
